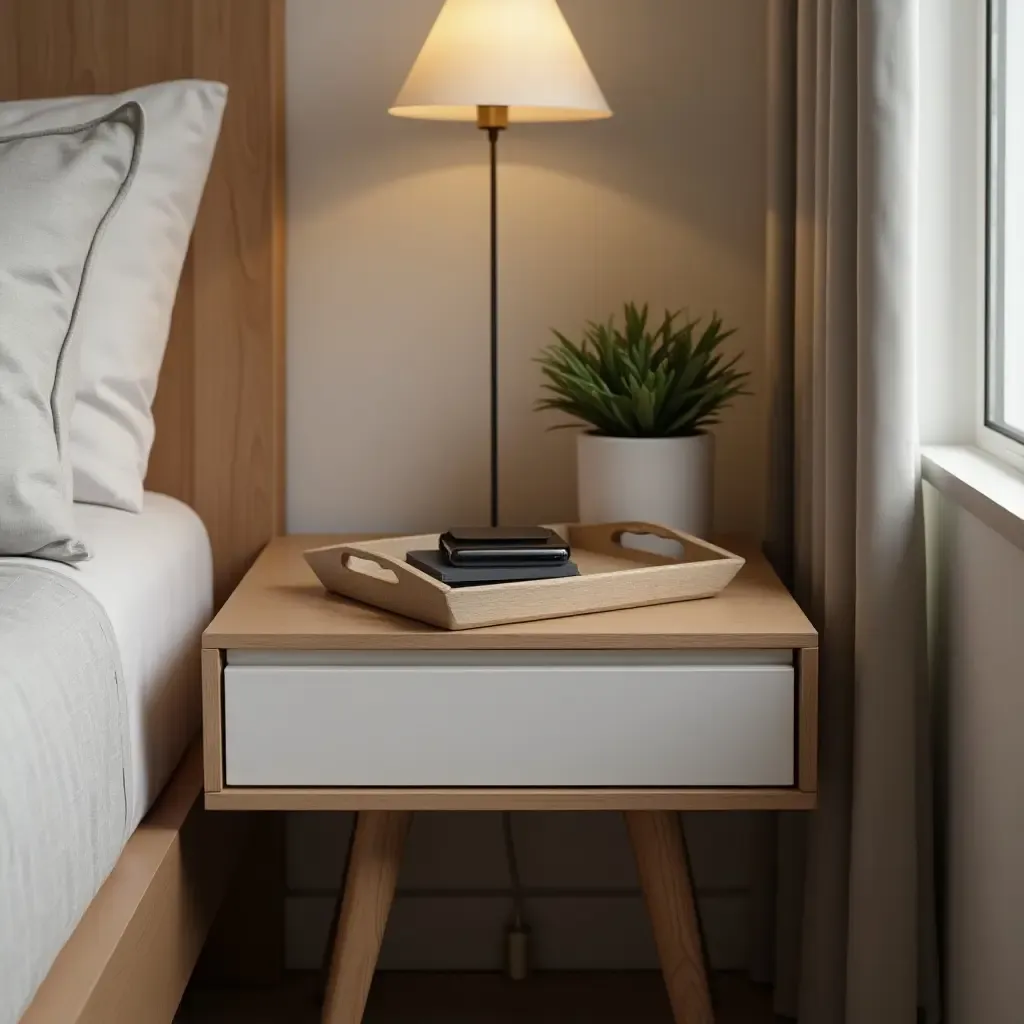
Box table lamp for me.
[390,0,611,526]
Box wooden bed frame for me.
[2,2,286,1020]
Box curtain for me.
[760,1,941,1020]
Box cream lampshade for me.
[390,0,611,124]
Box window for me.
[986,0,1024,448]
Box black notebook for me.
[406,549,580,587]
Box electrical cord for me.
[501,810,530,980]
[501,810,527,930]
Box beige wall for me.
[285,0,770,971]
[286,0,768,537]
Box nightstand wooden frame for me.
[202,537,818,1024]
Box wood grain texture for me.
[625,811,714,1024]
[70,0,129,90]
[0,0,286,607]
[125,0,192,80]
[11,3,70,93]
[305,524,745,631]
[191,0,286,605]
[206,535,817,651]
[202,647,225,793]
[0,5,17,97]
[20,744,244,1024]
[322,812,412,1024]
[205,787,817,813]
[798,646,819,792]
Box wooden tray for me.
[304,523,745,631]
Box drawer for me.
[223,652,795,787]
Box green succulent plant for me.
[535,302,751,438]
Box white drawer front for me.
[223,661,795,787]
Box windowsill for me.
[922,446,1024,552]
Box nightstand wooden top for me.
[204,534,816,651]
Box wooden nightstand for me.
[202,536,818,1024]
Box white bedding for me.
[57,492,213,824]
[1,493,212,1023]
[0,560,129,1024]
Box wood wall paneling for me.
[192,0,287,605]
[0,5,16,97]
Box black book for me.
[406,549,580,587]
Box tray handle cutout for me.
[304,542,451,618]
[341,551,400,585]
[327,546,441,591]
[608,522,687,558]
[604,521,692,546]
[301,544,450,593]
[571,521,740,566]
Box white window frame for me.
[980,0,1024,473]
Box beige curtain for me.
[761,1,941,1020]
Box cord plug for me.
[505,924,530,981]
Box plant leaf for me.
[538,305,748,436]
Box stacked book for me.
[407,528,580,587]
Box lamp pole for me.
[477,105,508,528]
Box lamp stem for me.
[477,105,507,527]
[487,124,501,528]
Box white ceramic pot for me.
[576,433,715,538]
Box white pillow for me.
[0,104,141,561]
[0,81,227,513]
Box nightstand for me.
[202,536,818,1024]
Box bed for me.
[0,2,285,1022]
[1,498,213,1022]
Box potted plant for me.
[536,302,750,538]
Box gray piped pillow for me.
[0,101,141,562]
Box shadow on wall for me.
[288,33,760,353]
[286,0,767,539]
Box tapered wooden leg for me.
[625,810,714,1024]
[322,811,411,1024]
